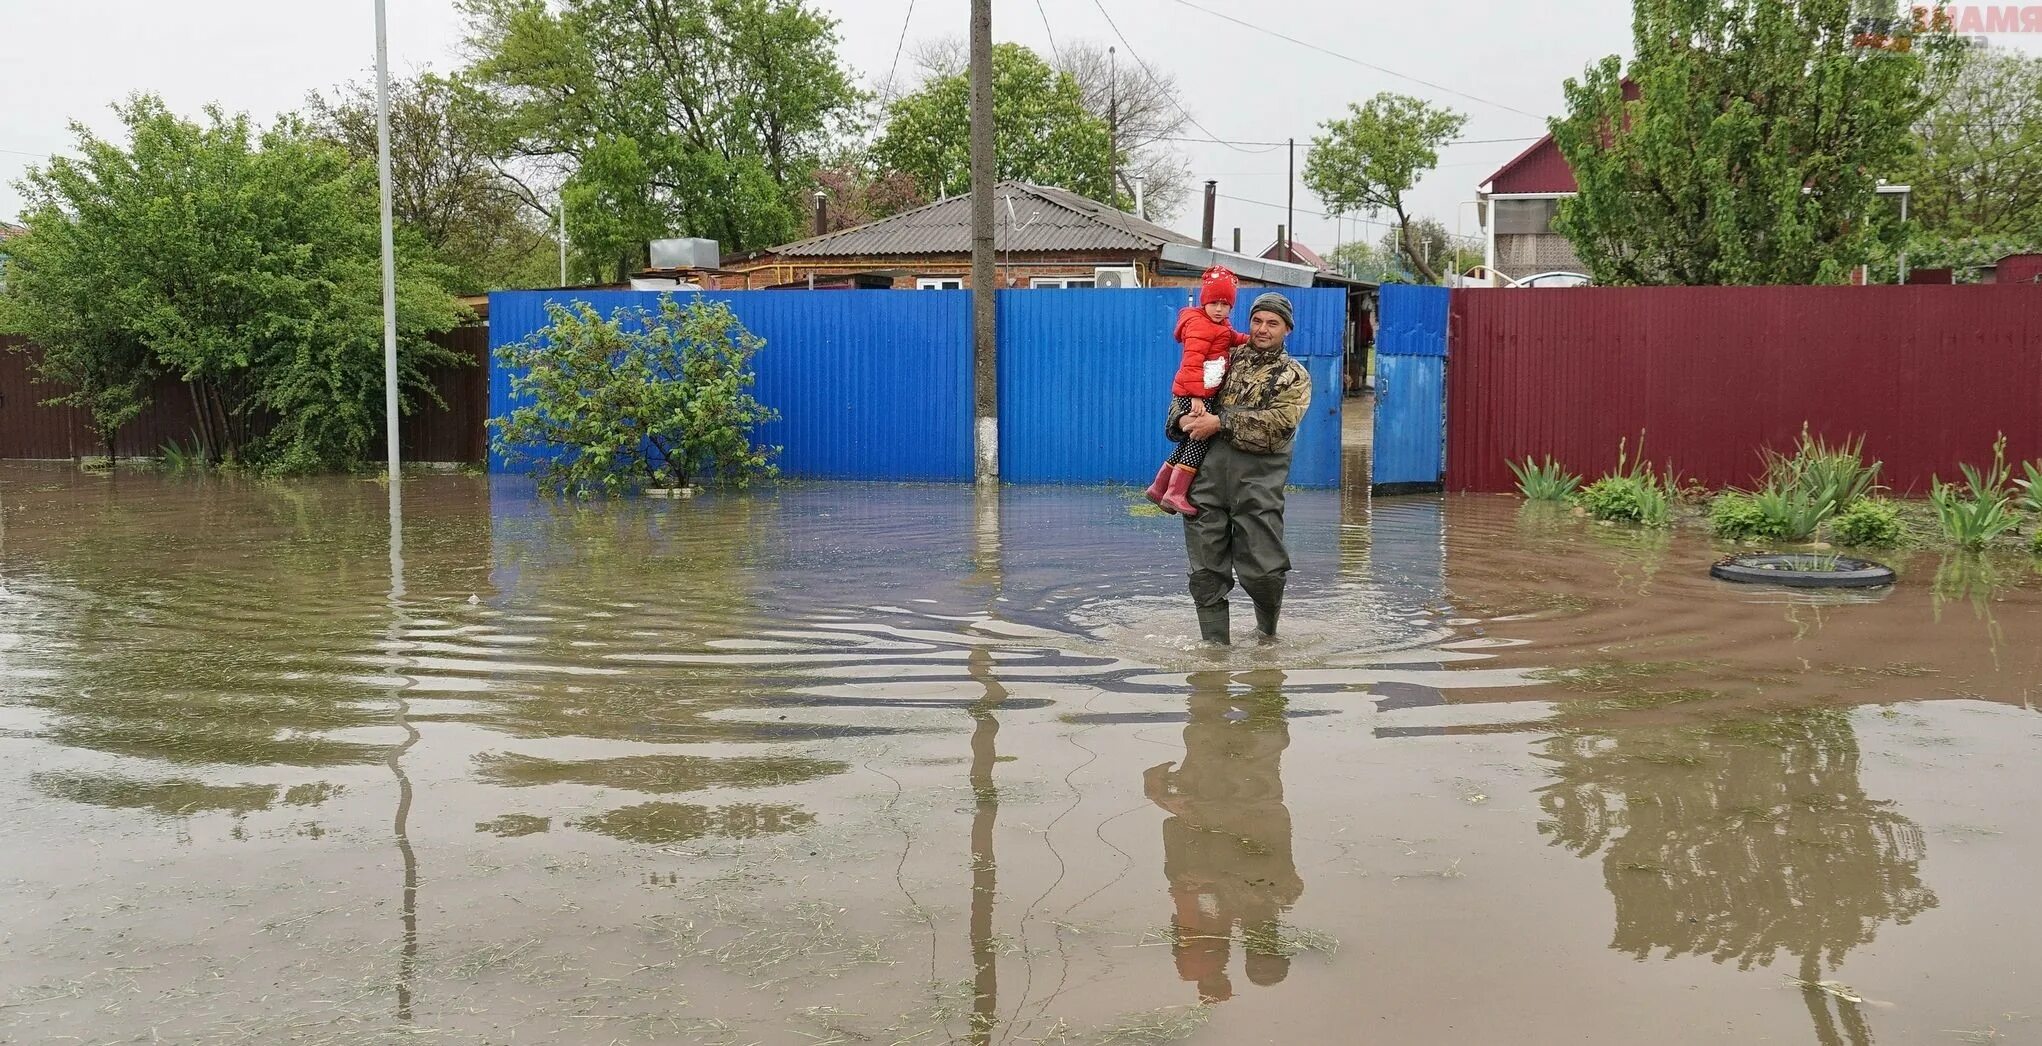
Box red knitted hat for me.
[1199,266,1238,307]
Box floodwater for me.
[2,464,2040,1046]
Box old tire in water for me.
[1710,553,1896,590]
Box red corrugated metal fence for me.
[0,328,489,463]
[1447,285,2042,495]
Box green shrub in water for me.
[1930,434,2021,549]
[2015,458,2042,515]
[1577,437,1671,528]
[1507,456,1582,501]
[1709,492,1784,541]
[1760,425,1881,512]
[491,296,780,497]
[1830,498,1904,548]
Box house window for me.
[917,277,963,290]
[1494,197,1562,236]
[1030,276,1096,289]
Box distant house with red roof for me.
[1259,238,1331,273]
[1475,81,1639,285]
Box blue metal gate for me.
[1371,285,1449,492]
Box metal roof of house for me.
[1479,135,1579,196]
[767,181,1198,258]
[1259,239,1332,272]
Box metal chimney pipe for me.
[1232,227,1241,253]
[813,190,828,237]
[1277,224,1287,258]
[1201,180,1217,249]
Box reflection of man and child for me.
[1145,671,1303,1003]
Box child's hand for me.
[1187,399,1209,416]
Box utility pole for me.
[1286,138,1296,258]
[373,0,403,502]
[557,201,567,286]
[969,0,998,484]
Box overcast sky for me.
[6,1,2028,255]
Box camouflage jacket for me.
[1169,345,1312,456]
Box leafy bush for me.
[1507,456,1582,501]
[2031,528,2042,556]
[1577,438,1671,528]
[1709,492,1783,541]
[1830,498,1903,548]
[1930,434,2021,549]
[1,96,464,472]
[2016,458,2042,514]
[491,296,779,497]
[1759,426,1881,512]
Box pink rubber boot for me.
[1143,464,1175,509]
[1159,466,1200,517]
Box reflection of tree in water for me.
[1538,709,1936,1042]
[568,801,814,845]
[1144,671,1303,1004]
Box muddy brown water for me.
[2,464,2040,1045]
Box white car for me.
[1510,271,1592,288]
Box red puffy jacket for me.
[1172,307,1250,397]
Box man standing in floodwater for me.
[1170,292,1312,645]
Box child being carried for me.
[1145,266,1250,517]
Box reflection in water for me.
[1538,709,1936,1043]
[569,801,815,844]
[385,475,420,1022]
[473,751,847,792]
[1144,670,1303,1004]
[966,486,1002,1046]
[34,772,280,817]
[967,646,1004,1045]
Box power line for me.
[1088,0,1261,155]
[881,0,917,101]
[1159,0,1549,121]
[1035,0,1060,65]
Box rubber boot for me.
[1250,588,1283,643]
[1159,466,1200,517]
[1196,602,1231,645]
[1143,464,1175,510]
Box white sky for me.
[4,1,2032,254]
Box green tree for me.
[0,96,463,471]
[458,0,863,276]
[306,73,557,294]
[1303,93,1468,284]
[491,295,779,496]
[1896,44,2042,273]
[873,43,1118,204]
[1551,0,1960,286]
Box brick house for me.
[1477,135,1590,285]
[721,181,1319,291]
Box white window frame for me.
[917,277,963,290]
[1030,276,1097,289]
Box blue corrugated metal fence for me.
[998,287,1343,487]
[490,290,973,481]
[1372,285,1450,491]
[488,287,1345,487]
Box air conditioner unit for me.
[1093,266,1141,289]
[650,237,722,270]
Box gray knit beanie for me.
[1250,292,1294,330]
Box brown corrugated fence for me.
[0,327,489,463]
[1446,285,2042,495]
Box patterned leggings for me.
[1166,395,1213,470]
